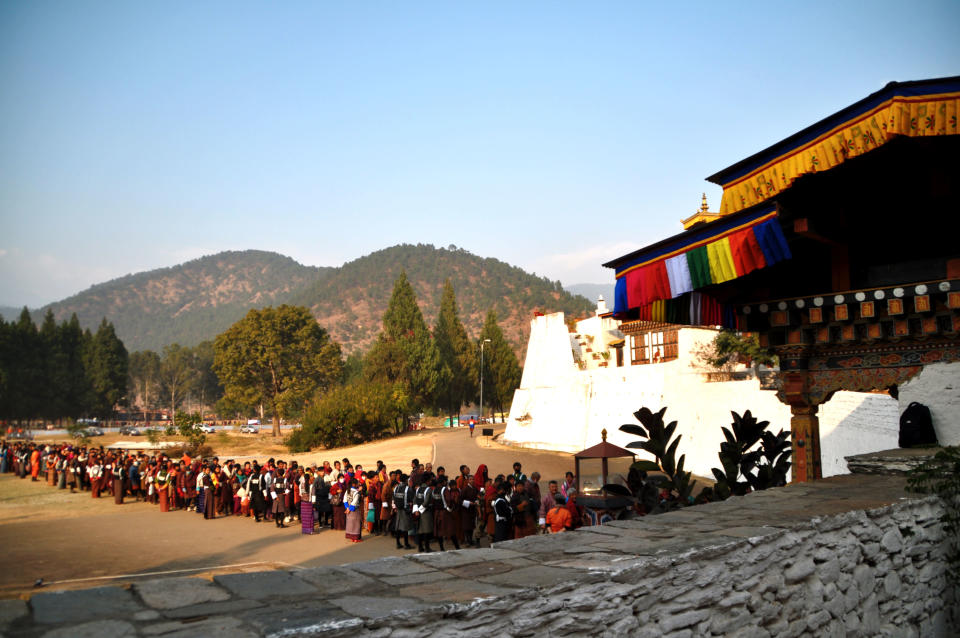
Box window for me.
[630,329,678,365]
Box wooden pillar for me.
[790,403,822,482]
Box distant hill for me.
[288,244,595,355]
[0,306,23,322]
[24,245,594,357]
[565,283,614,306]
[40,250,328,352]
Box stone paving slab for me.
[40,618,137,638]
[161,597,265,620]
[327,595,433,620]
[401,578,521,604]
[30,586,143,624]
[410,547,525,568]
[0,598,28,630]
[213,571,316,600]
[239,601,352,634]
[294,566,378,594]
[136,577,231,610]
[6,474,920,637]
[347,556,437,577]
[381,571,454,586]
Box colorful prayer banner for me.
[611,206,790,315]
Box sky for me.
[1,1,958,308]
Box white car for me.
[197,424,216,434]
[239,424,258,434]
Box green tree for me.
[365,272,446,416]
[7,308,43,422]
[477,310,521,422]
[158,344,196,425]
[191,340,223,419]
[214,305,343,436]
[432,280,476,419]
[39,310,64,421]
[129,350,161,422]
[83,319,129,418]
[697,330,777,373]
[59,314,92,420]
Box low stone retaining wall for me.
[1,476,954,637]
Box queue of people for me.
[0,440,589,549]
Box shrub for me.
[619,407,697,512]
[711,410,791,500]
[289,380,405,451]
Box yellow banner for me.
[719,94,960,215]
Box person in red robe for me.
[30,447,40,481]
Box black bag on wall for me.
[898,402,938,448]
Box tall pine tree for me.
[477,310,522,422]
[366,271,447,416]
[84,319,129,418]
[432,280,476,418]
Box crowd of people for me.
[0,439,589,550]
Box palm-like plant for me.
[619,407,696,511]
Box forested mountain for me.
[12,245,594,356]
[37,251,329,352]
[288,244,594,355]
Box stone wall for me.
[4,476,954,637]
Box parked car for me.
[239,424,258,434]
[197,424,216,434]
[119,426,141,435]
[84,427,104,436]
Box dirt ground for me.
[0,425,604,598]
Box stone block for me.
[658,609,709,633]
[162,598,263,620]
[213,571,316,600]
[239,600,352,633]
[807,609,831,631]
[880,528,903,553]
[327,595,432,620]
[446,560,516,579]
[294,566,378,594]
[818,557,840,583]
[853,564,875,596]
[41,619,136,638]
[478,565,586,589]
[411,547,524,569]
[136,576,231,610]
[382,571,454,586]
[143,615,257,638]
[402,578,520,604]
[348,556,437,577]
[31,586,143,624]
[784,558,815,583]
[0,599,28,630]
[882,571,902,599]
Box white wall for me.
[898,361,960,446]
[505,312,901,480]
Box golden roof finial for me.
[601,428,607,442]
[700,193,709,214]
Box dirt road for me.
[0,426,589,597]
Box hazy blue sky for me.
[1,1,957,307]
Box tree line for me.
[0,309,128,423]
[1,274,522,451]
